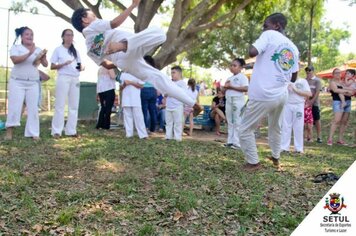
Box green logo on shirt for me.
[271,48,295,72]
[89,33,104,57]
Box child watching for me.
[338,69,356,108]
[120,73,148,139]
[165,66,186,141]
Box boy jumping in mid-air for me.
[71,0,199,110]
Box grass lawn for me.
[0,93,355,235]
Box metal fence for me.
[0,77,56,116]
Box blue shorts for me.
[332,100,351,113]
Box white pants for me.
[6,79,40,137]
[123,106,148,139]
[112,27,195,107]
[165,105,183,141]
[281,103,305,152]
[51,75,80,136]
[226,96,245,147]
[239,93,288,164]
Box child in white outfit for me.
[281,79,311,153]
[224,58,249,149]
[120,73,148,139]
[71,0,196,108]
[165,66,186,141]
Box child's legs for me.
[281,104,293,151]
[293,104,305,152]
[5,79,26,128]
[123,107,134,137]
[126,26,166,58]
[165,109,174,139]
[172,105,183,141]
[239,100,271,164]
[225,97,235,144]
[267,93,288,159]
[24,81,40,137]
[189,113,194,135]
[339,94,346,107]
[132,107,148,139]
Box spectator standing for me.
[141,55,157,133]
[120,73,147,139]
[183,79,199,136]
[281,78,311,153]
[305,65,322,143]
[5,26,48,140]
[51,29,82,138]
[96,66,116,129]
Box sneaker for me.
[337,140,347,146]
[242,163,262,172]
[230,144,241,150]
[327,139,332,146]
[316,138,322,143]
[266,156,281,170]
[223,143,233,148]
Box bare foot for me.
[32,136,40,141]
[105,41,127,54]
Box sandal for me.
[313,173,339,183]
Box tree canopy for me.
[11,0,352,72]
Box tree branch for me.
[82,0,102,18]
[108,0,137,22]
[189,0,253,33]
[35,0,71,23]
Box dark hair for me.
[266,13,287,30]
[61,29,78,59]
[233,58,246,67]
[71,8,89,32]
[332,68,341,75]
[346,69,356,76]
[188,78,196,92]
[144,55,156,68]
[171,65,182,73]
[13,26,31,45]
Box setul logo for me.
[324,193,347,214]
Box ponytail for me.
[61,29,78,59]
[188,78,196,92]
[13,26,30,45]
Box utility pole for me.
[308,1,316,66]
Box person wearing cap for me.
[305,65,323,143]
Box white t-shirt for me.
[97,67,116,93]
[186,88,198,101]
[82,19,133,66]
[10,44,42,80]
[50,45,81,77]
[121,73,144,107]
[166,80,187,110]
[225,73,249,97]
[249,30,299,101]
[287,78,311,104]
